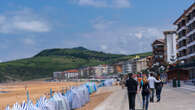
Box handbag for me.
[143,88,150,94]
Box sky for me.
[0,0,194,62]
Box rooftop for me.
[173,3,195,25]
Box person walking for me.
[121,74,128,89]
[139,76,150,110]
[155,74,163,102]
[125,73,138,110]
[148,73,160,102]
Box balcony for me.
[177,26,186,33]
[186,17,195,26]
[186,29,195,37]
[177,36,186,42]
[171,61,195,70]
[178,55,188,60]
[186,52,195,58]
[177,46,187,52]
[187,40,195,47]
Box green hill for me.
[0,47,152,82]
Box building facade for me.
[132,58,148,73]
[164,31,177,64]
[174,3,195,79]
[146,56,153,68]
[93,64,108,76]
[107,65,114,74]
[113,63,123,74]
[53,69,79,80]
[152,39,165,66]
[122,60,133,74]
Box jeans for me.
[128,93,136,110]
[150,88,155,102]
[142,94,150,110]
[156,88,162,101]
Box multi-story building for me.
[93,64,108,76]
[107,65,114,74]
[152,39,165,66]
[174,3,195,79]
[53,69,79,80]
[64,69,79,79]
[164,31,177,64]
[113,62,123,74]
[122,60,133,74]
[53,72,64,80]
[132,58,148,73]
[146,56,153,68]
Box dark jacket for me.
[140,82,150,95]
[155,81,163,90]
[125,78,138,93]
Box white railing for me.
[187,40,195,47]
[186,17,195,26]
[186,52,195,58]
[177,36,186,43]
[178,56,188,60]
[186,29,195,37]
[177,26,186,33]
[177,46,187,52]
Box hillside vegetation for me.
[0,47,152,82]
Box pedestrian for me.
[148,73,160,102]
[139,76,150,110]
[121,74,128,89]
[125,73,138,110]
[155,74,163,102]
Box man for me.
[155,74,163,102]
[148,73,160,102]
[125,73,138,110]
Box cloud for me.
[112,0,131,8]
[0,9,50,34]
[100,45,108,50]
[91,17,114,30]
[135,32,143,39]
[71,0,131,8]
[80,18,164,54]
[23,38,35,45]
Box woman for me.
[155,74,163,102]
[139,76,150,110]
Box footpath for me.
[94,85,195,110]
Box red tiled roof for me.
[65,69,78,73]
[152,39,165,45]
[157,39,165,43]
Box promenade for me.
[94,85,195,110]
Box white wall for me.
[166,33,177,64]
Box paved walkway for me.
[94,85,195,110]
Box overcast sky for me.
[0,0,194,61]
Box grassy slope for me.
[0,47,152,82]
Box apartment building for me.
[113,63,123,74]
[146,56,153,68]
[152,39,165,66]
[132,58,148,73]
[174,3,195,79]
[107,65,114,74]
[122,60,133,74]
[93,64,108,76]
[164,31,177,64]
[53,69,79,80]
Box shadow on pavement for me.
[136,109,143,110]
